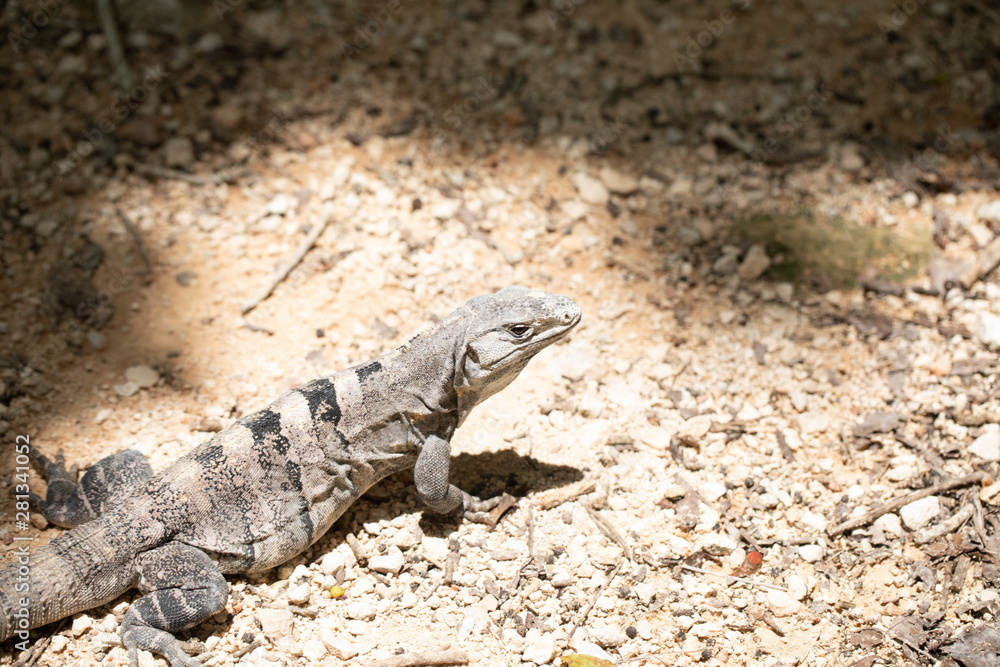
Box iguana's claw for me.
[462,492,518,527]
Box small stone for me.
[72,614,93,637]
[125,365,159,388]
[368,546,404,574]
[786,574,808,601]
[211,104,244,138]
[87,331,106,350]
[757,493,780,509]
[978,199,1000,227]
[267,194,293,216]
[591,623,628,648]
[901,191,919,208]
[978,312,1000,348]
[94,408,113,425]
[163,137,195,169]
[767,589,802,617]
[573,173,610,205]
[551,569,573,588]
[713,253,739,276]
[796,411,830,434]
[391,528,418,550]
[737,244,771,280]
[193,32,224,53]
[320,552,346,576]
[522,632,556,664]
[598,167,639,195]
[258,608,293,645]
[798,544,823,562]
[840,148,865,172]
[789,391,808,412]
[874,513,902,537]
[698,482,726,503]
[431,199,462,220]
[900,496,940,531]
[970,432,1000,461]
[287,582,311,605]
[346,600,376,621]
[302,639,328,662]
[568,639,615,663]
[115,382,139,398]
[50,635,69,653]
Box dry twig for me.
[570,558,626,637]
[365,649,469,667]
[533,478,596,510]
[242,209,333,314]
[96,0,134,89]
[678,564,788,592]
[828,472,986,536]
[114,204,152,282]
[913,504,974,545]
[585,505,633,560]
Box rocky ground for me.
[2,0,1000,666]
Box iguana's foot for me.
[122,543,228,667]
[28,447,152,528]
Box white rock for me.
[789,391,808,412]
[757,493,780,509]
[978,199,1000,226]
[969,432,1000,461]
[369,546,404,574]
[267,193,293,216]
[431,199,462,220]
[320,551,346,575]
[115,381,139,397]
[50,635,69,653]
[798,544,823,562]
[767,589,802,617]
[302,639,328,662]
[786,574,808,601]
[551,569,573,588]
[900,495,940,531]
[598,167,639,195]
[800,512,828,532]
[392,528,418,550]
[679,415,713,439]
[125,365,159,388]
[568,639,614,662]
[72,614,93,637]
[698,482,727,503]
[346,600,376,621]
[976,312,1000,348]
[591,622,627,648]
[287,582,311,605]
[573,173,610,205]
[796,411,830,434]
[874,513,902,536]
[674,615,695,631]
[94,408,113,425]
[257,608,294,646]
[522,632,556,664]
[737,244,771,280]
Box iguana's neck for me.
[375,309,471,419]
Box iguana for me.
[0,286,581,667]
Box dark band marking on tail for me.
[356,360,382,383]
[297,379,343,425]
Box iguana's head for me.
[454,286,581,419]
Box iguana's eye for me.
[508,324,531,337]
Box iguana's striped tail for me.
[0,518,134,644]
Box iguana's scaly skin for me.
[0,287,580,667]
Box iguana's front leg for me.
[414,434,502,523]
[121,542,228,667]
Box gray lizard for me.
[0,286,580,667]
